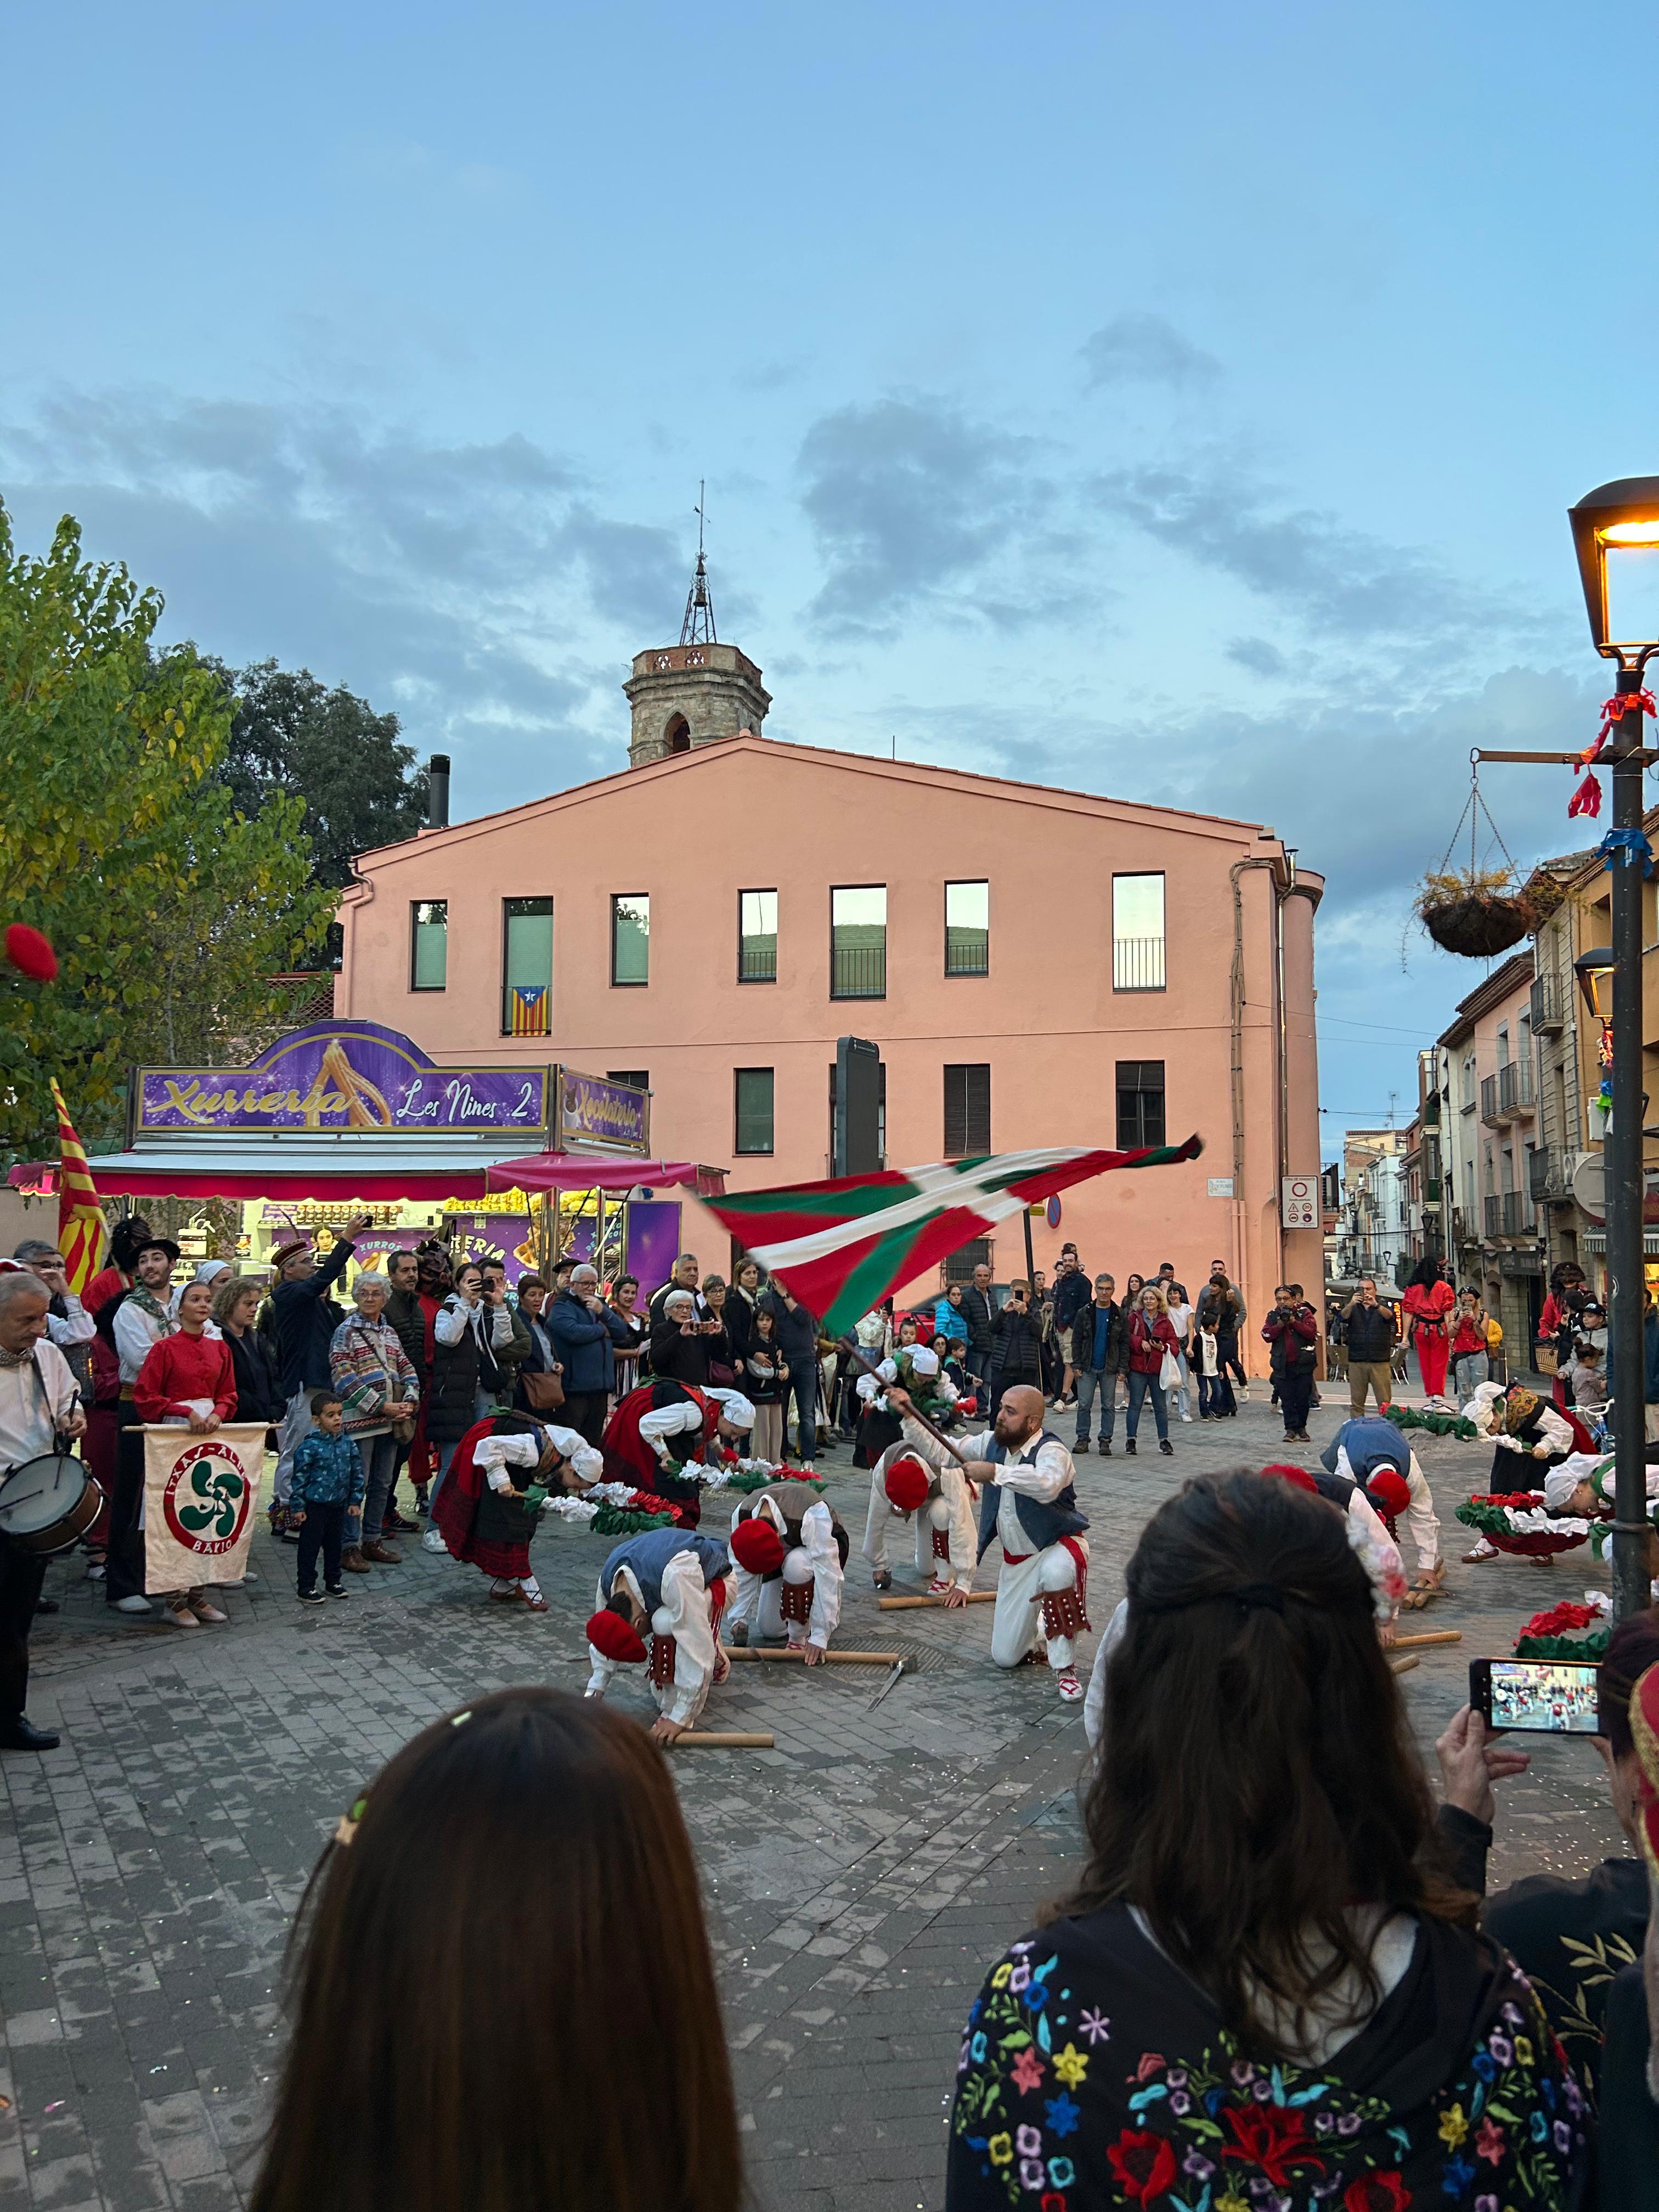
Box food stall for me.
[22,1019,724,1289]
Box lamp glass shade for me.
[1603,542,1659,651]
[1569,478,1659,650]
[1575,947,1615,1020]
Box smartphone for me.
[1469,1657,1601,1735]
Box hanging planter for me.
[1413,866,1566,961]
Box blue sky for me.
[5,0,1654,1159]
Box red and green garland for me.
[1454,1494,1593,1558]
[1513,1599,1611,1663]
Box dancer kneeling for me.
[956,1384,1090,1704]
[433,1412,602,1612]
[726,1482,847,1662]
[585,1526,732,1743]
[861,1347,977,1595]
[1322,1413,1443,1607]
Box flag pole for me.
[836,1336,977,1482]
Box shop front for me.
[43,1019,724,1289]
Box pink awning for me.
[486,1152,726,1197]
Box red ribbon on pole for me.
[1568,770,1604,819]
[1598,688,1657,740]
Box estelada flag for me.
[50,1078,105,1296]
[702,1139,1202,1336]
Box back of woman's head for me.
[1600,1607,1659,1759]
[1053,1470,1464,2053]
[251,1690,741,2212]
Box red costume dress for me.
[600,1380,716,1525]
[1403,1278,1455,1398]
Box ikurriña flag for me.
[50,1078,105,1297]
[702,1139,1203,1336]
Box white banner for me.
[141,1424,269,1593]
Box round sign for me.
[161,1440,255,1558]
[1045,1195,1062,1230]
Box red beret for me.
[5,925,57,982]
[1364,1467,1412,1522]
[585,1609,647,1665]
[730,1517,786,1576]
[884,1454,931,1512]
[1262,1463,1318,1494]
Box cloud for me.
[1080,314,1221,391]
[1224,635,1290,678]
[0,388,702,810]
[797,394,1087,639]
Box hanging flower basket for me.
[1414,870,1526,958]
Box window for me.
[735,1068,775,1155]
[944,1063,991,1156]
[665,714,691,754]
[502,898,553,1035]
[1115,1060,1165,1150]
[1462,1052,1479,1110]
[611,894,649,986]
[1112,873,1166,991]
[944,880,989,976]
[606,1071,648,1092]
[739,889,778,982]
[943,1238,992,1284]
[831,885,886,998]
[1496,1023,1510,1068]
[410,900,447,990]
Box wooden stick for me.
[724,1647,904,1664]
[838,1338,975,1471]
[879,1590,996,1610]
[667,1731,775,1748]
[1389,1654,1420,1675]
[1391,1628,1463,1650]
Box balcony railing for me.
[1531,971,1567,1035]
[1112,935,1166,991]
[739,934,777,982]
[1498,1059,1535,1114]
[1480,1075,1499,1123]
[944,928,989,977]
[1422,1094,1442,1127]
[1485,1190,1535,1238]
[1528,1146,1576,1203]
[830,940,886,1000]
[1450,1207,1475,1248]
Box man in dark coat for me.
[272,1214,369,1520]
[956,1262,997,1386]
[547,1262,633,1444]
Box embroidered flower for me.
[1341,2176,1410,2212]
[1487,2032,1512,2065]
[1438,2103,1468,2149]
[1169,2090,1192,2115]
[1476,2197,1500,2212]
[1165,2068,1188,2088]
[1105,2128,1178,2204]
[1019,2157,1046,2188]
[1044,2091,1080,2138]
[1443,2153,1476,2193]
[1513,2035,1534,2067]
[1182,2150,1215,2180]
[1077,2006,1111,2046]
[1010,2049,1045,2096]
[1473,2115,1504,2165]
[991,1963,1013,1990]
[1230,2059,1256,2088]
[1530,2109,1548,2145]
[988,2132,1013,2166]
[1051,2042,1090,2090]
[1335,2111,1362,2136]
[957,2037,972,2074]
[1553,2119,1573,2153]
[1009,1962,1032,1994]
[1470,2050,1496,2082]
[1047,2157,1075,2188]
[1220,2104,1323,2188]
[1016,2125,1042,2158]
[1215,2190,1251,2212]
[1135,2051,1166,2083]
[1500,2000,1523,2025]
[970,2032,988,2063]
[1039,2197,1066,2212]
[1024,1981,1050,2011]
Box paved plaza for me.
[0,1393,1628,2211]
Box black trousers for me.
[1279,1371,1313,1433]
[0,1541,49,1722]
[560,1391,608,1447]
[296,1501,346,1593]
[106,1403,147,1605]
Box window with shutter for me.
[944,1064,991,1156]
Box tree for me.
[0,507,334,1157]
[212,658,428,890]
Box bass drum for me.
[0,1453,101,1555]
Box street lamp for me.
[1572,945,1615,1022]
[1567,479,1659,1620]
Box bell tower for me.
[624,494,771,767]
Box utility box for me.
[834,1036,882,1177]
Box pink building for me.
[337,639,1323,1355]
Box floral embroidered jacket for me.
[947,1904,1589,2212]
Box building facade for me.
[1334,1128,1410,1283]
[336,619,1325,1346]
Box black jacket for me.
[1195,1281,1242,1341]
[272,1237,356,1398]
[384,1285,430,1383]
[987,1302,1042,1383]
[763,1293,819,1372]
[225,1325,285,1425]
[650,1317,710,1387]
[957,1284,996,1359]
[1344,1299,1397,1363]
[1052,1268,1092,1330]
[1072,1299,1126,1374]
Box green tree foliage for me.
[0,508,334,1156]
[211,658,428,890]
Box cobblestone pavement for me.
[0,1390,1629,2210]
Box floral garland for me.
[1389,1403,1481,1442]
[542,1481,681,1534]
[1454,1494,1592,1557]
[722,1458,823,1494]
[1513,1594,1613,1663]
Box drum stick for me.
[666,1731,775,1748]
[724,1647,904,1664]
[1388,1654,1420,1675]
[879,1590,996,1610]
[1390,1629,1463,1650]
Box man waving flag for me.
[50,1079,105,1296]
[701,1139,1201,1336]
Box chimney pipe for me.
[427,753,450,830]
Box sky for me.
[4,0,1655,1161]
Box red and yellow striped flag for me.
[50,1079,105,1296]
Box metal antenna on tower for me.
[680,481,718,645]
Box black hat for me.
[133,1237,182,1266]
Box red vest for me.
[601,1381,714,1486]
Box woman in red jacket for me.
[1402,1259,1455,1402]
[1123,1284,1179,1456]
[134,1279,239,1628]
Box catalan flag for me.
[50,1079,105,1297]
[702,1138,1203,1336]
[509,985,551,1038]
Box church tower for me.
[624,516,771,768]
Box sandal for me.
[1056,1669,1084,1703]
[1462,1539,1498,1563]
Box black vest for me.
[975,1431,1088,1561]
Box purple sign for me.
[556,1068,650,1153]
[137,1022,550,1136]
[625,1200,682,1296]
[448,1217,537,1285]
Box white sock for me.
[519,1575,542,1601]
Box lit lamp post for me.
[1567,479,1659,1619]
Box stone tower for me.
[624,541,770,768]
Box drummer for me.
[0,1269,86,1752]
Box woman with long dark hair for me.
[947,1469,1589,2208]
[251,1689,742,2212]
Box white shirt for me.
[742,1494,844,1648]
[433,1296,515,1351]
[43,1292,95,1350]
[0,1340,80,1469]
[958,1426,1074,1555]
[586,1550,721,1724]
[114,1295,173,1384]
[1494,1402,1575,1459]
[638,1397,708,1460]
[472,1425,603,1492]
